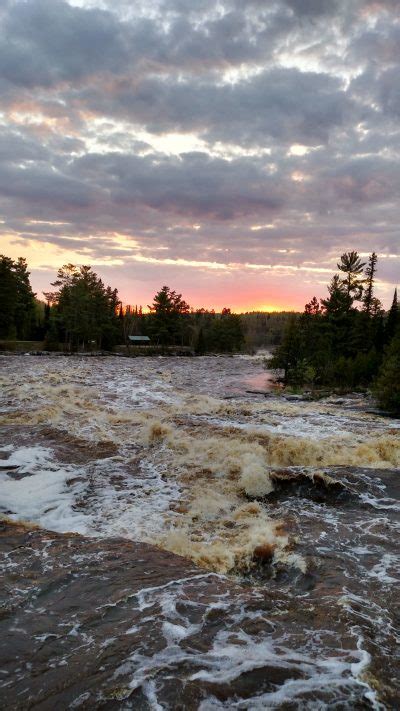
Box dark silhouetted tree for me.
[375,329,400,414]
[49,264,120,349]
[385,288,398,345]
[147,286,190,345]
[304,296,322,315]
[269,315,302,384]
[363,252,378,316]
[0,255,35,339]
[337,251,365,305]
[321,275,352,316]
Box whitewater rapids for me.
[0,354,399,709]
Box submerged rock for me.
[1,519,398,709]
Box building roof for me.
[128,335,151,342]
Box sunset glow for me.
[0,0,399,310]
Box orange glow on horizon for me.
[236,302,297,313]
[121,301,299,315]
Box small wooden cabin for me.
[127,335,151,344]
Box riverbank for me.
[0,341,196,357]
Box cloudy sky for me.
[1,0,399,310]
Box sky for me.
[0,0,399,311]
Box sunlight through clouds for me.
[0,0,399,308]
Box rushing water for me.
[0,354,399,709]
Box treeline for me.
[123,300,292,352]
[269,251,400,413]
[0,258,245,353]
[43,264,121,351]
[241,312,295,350]
[120,286,245,353]
[0,255,296,352]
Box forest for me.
[0,256,294,354]
[1,252,399,412]
[269,251,400,412]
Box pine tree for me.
[207,311,244,352]
[385,288,399,344]
[14,258,36,339]
[0,255,36,339]
[269,250,394,389]
[321,275,352,315]
[375,330,400,414]
[44,301,51,329]
[304,296,322,315]
[337,251,366,305]
[0,256,18,338]
[268,316,302,384]
[147,286,190,345]
[363,252,378,316]
[49,264,120,350]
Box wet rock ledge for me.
[0,521,201,709]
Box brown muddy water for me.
[0,354,399,709]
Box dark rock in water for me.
[0,522,199,709]
[268,468,352,504]
[245,389,270,396]
[1,514,399,710]
[252,542,275,562]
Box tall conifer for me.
[363,252,378,316]
[385,288,398,344]
[337,251,366,306]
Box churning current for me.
[1,354,399,709]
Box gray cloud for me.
[282,0,340,17]
[72,67,353,147]
[0,0,289,90]
[0,0,399,305]
[0,0,128,88]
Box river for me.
[1,354,399,709]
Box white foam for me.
[0,446,91,534]
[368,554,399,584]
[196,630,381,709]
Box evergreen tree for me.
[147,286,190,345]
[363,252,378,316]
[385,288,399,344]
[14,258,36,338]
[373,312,385,354]
[0,255,36,339]
[321,275,352,315]
[268,250,392,391]
[49,264,120,350]
[337,251,366,305]
[0,256,18,338]
[304,296,322,315]
[374,329,400,414]
[44,301,51,330]
[268,315,302,384]
[195,326,206,354]
[206,310,244,352]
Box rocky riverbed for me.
[1,354,399,708]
